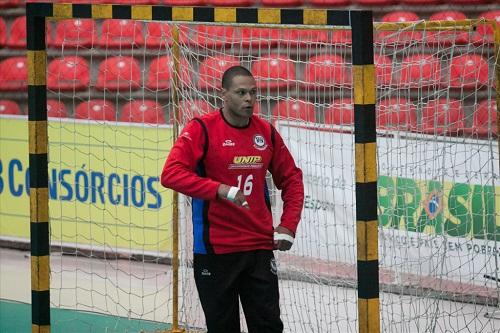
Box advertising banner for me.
[278,122,499,285]
[0,116,173,253]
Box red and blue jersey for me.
[161,111,304,254]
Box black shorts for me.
[193,250,283,333]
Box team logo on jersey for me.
[229,155,263,169]
[253,134,267,150]
[222,139,235,147]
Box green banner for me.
[378,175,498,241]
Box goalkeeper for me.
[161,66,304,333]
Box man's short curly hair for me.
[221,66,254,89]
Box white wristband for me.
[274,232,294,244]
[226,186,239,202]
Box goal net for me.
[6,5,497,333]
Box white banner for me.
[276,122,500,286]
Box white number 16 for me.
[237,174,253,196]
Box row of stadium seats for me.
[0,11,498,49]
[0,98,496,137]
[1,0,496,7]
[0,54,490,91]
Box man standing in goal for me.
[161,66,304,333]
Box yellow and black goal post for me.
[26,3,377,332]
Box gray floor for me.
[1,248,499,333]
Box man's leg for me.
[194,253,242,333]
[239,250,283,333]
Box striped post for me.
[26,4,50,333]
[351,10,380,333]
[494,23,500,172]
[25,4,376,332]
[165,25,185,333]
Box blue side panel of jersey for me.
[192,198,207,254]
[264,181,272,212]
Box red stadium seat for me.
[145,23,189,49]
[0,100,21,115]
[447,54,489,89]
[421,98,465,135]
[120,100,166,124]
[146,56,192,90]
[209,0,255,5]
[6,16,51,49]
[7,16,26,48]
[145,22,171,49]
[178,100,216,123]
[7,16,25,49]
[95,56,141,91]
[272,99,316,122]
[427,11,468,46]
[0,18,6,48]
[261,0,304,6]
[448,0,491,4]
[103,0,160,3]
[75,100,116,121]
[240,28,280,48]
[281,29,329,46]
[198,55,240,90]
[309,0,350,6]
[164,0,206,4]
[469,100,498,137]
[0,0,23,8]
[331,30,351,45]
[377,98,417,130]
[53,0,105,3]
[252,55,296,90]
[353,0,396,6]
[375,54,393,87]
[399,55,441,88]
[303,54,350,88]
[51,19,96,48]
[47,100,68,118]
[378,12,422,45]
[99,19,144,49]
[193,25,236,48]
[47,56,90,91]
[400,0,441,4]
[324,98,353,125]
[0,57,27,91]
[473,10,500,45]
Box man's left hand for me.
[273,226,294,251]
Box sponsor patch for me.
[229,155,263,169]
[222,139,235,147]
[253,134,267,150]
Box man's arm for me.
[161,120,220,200]
[269,126,304,249]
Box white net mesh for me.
[36,16,500,332]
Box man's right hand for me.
[217,184,250,209]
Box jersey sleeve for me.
[269,127,304,235]
[161,119,220,200]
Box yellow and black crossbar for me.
[25,3,378,332]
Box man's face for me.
[222,75,257,119]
